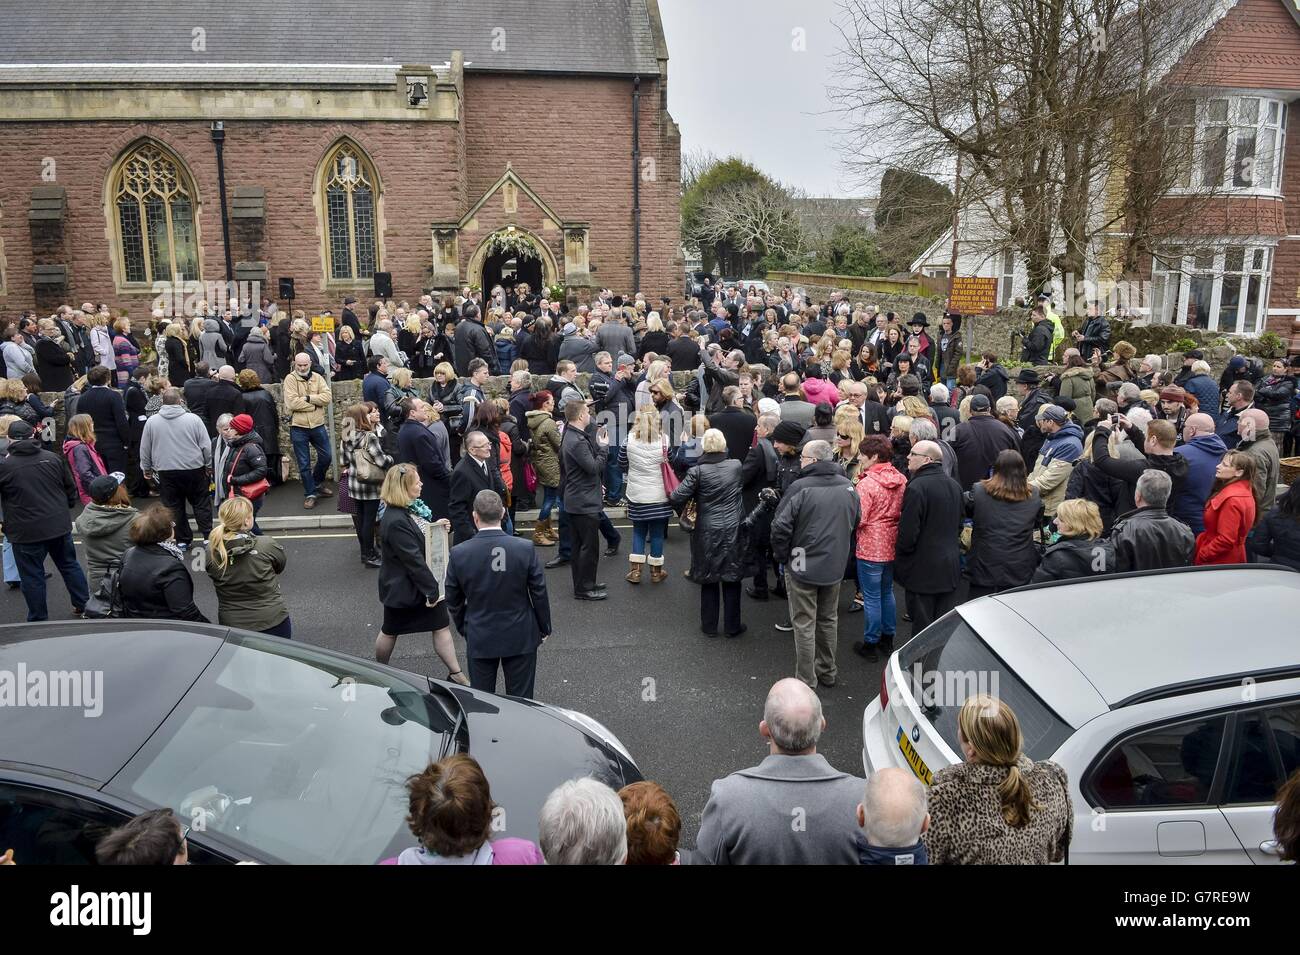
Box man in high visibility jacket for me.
[1038,291,1065,361]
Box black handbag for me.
[83,557,124,619]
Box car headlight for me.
[551,706,635,764]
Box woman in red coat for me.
[1195,451,1259,565]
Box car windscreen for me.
[106,634,451,865]
[897,613,1074,761]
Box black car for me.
[0,621,641,865]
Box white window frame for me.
[998,249,1015,306]
[1150,241,1274,335]
[1165,95,1286,196]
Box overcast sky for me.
[658,0,859,198]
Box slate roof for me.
[0,0,662,78]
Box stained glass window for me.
[113,142,200,286]
[322,143,380,281]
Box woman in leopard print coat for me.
[923,695,1073,865]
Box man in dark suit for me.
[449,429,506,544]
[928,383,960,442]
[204,365,246,435]
[397,398,451,520]
[665,320,701,372]
[894,441,963,633]
[183,362,218,436]
[708,385,757,461]
[444,489,551,698]
[559,400,609,599]
[76,365,132,475]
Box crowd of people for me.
[2,285,1298,664]
[2,282,1298,865]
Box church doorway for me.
[481,250,543,295]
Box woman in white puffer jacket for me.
[618,405,672,584]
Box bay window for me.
[1150,243,1272,334]
[1166,95,1286,193]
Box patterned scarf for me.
[159,540,186,561]
[406,498,433,522]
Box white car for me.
[862,565,1299,864]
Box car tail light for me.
[879,666,889,710]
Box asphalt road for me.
[1,522,924,847]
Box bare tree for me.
[681,147,722,196]
[832,0,1224,298]
[687,180,804,276]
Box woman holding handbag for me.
[375,463,468,685]
[619,406,673,584]
[218,414,270,534]
[342,403,394,567]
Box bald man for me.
[1237,408,1280,526]
[858,768,931,865]
[695,679,864,865]
[1173,412,1226,534]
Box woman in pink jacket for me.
[801,364,840,407]
[1195,451,1258,566]
[853,433,908,662]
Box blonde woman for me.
[375,463,468,684]
[342,403,394,567]
[0,378,40,428]
[111,316,140,387]
[634,359,670,409]
[924,695,1072,865]
[832,407,866,481]
[333,324,364,381]
[206,496,291,638]
[895,395,933,421]
[1032,498,1115,582]
[390,366,420,403]
[619,406,671,583]
[62,413,107,504]
[163,322,192,387]
[88,314,115,374]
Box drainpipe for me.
[632,75,642,294]
[210,122,234,287]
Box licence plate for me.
[896,725,933,785]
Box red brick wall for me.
[0,72,682,323]
[1269,105,1300,338]
[1171,0,1300,89]
[0,119,462,320]
[463,73,682,303]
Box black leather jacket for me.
[1031,535,1117,582]
[1108,506,1195,572]
[119,544,208,621]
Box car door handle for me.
[1259,840,1284,857]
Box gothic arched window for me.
[112,141,200,285]
[321,141,379,282]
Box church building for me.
[0,0,682,318]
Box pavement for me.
[0,511,928,848]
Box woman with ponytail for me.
[923,694,1073,864]
[204,496,291,638]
